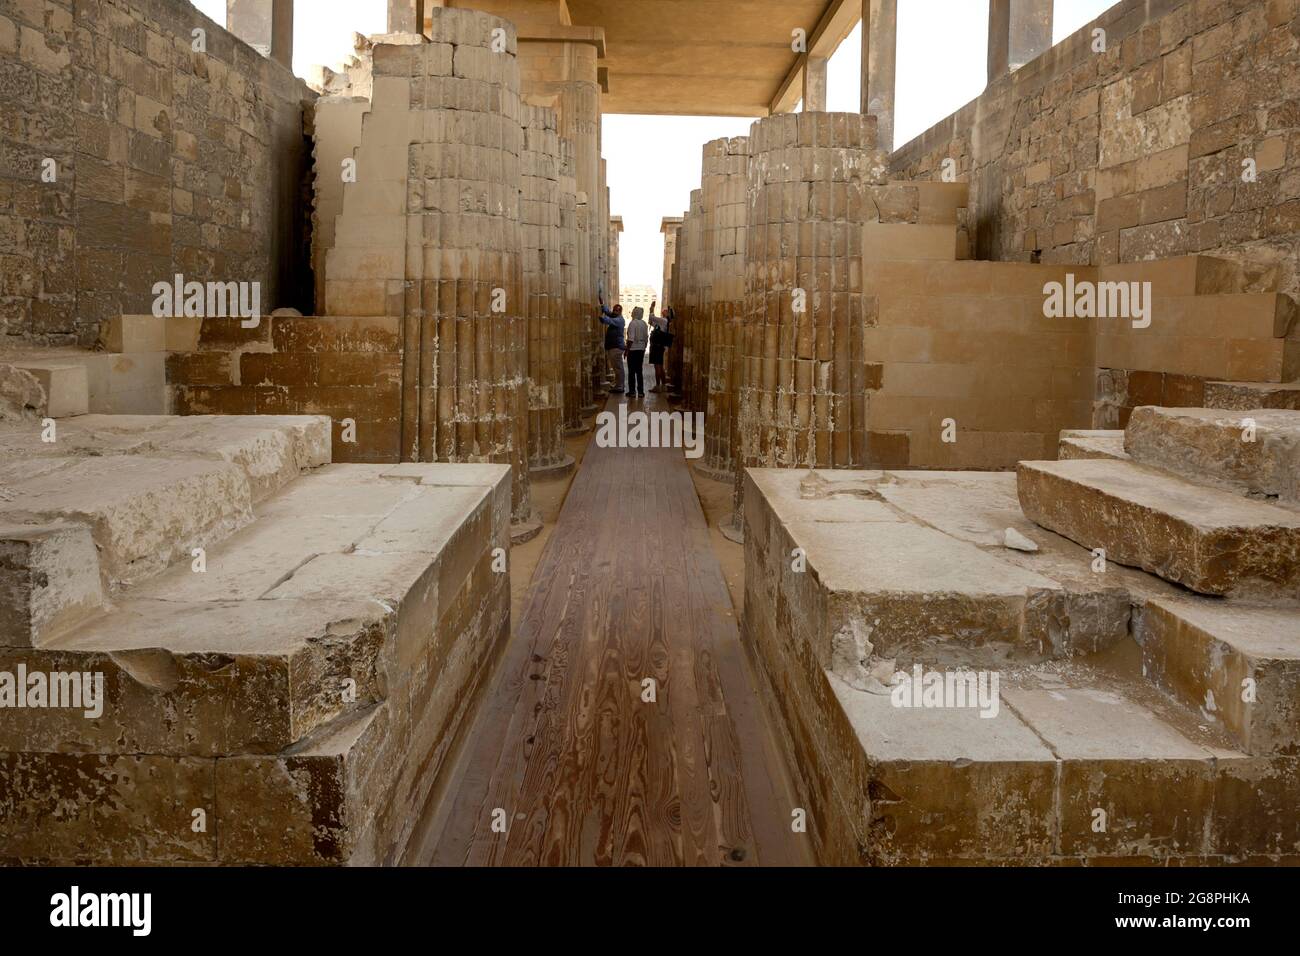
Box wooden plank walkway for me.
[424,384,809,866]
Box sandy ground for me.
[509,428,594,631]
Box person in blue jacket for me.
[597,296,626,395]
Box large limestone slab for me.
[752,469,1132,660]
[1018,459,1300,600]
[829,673,1057,864]
[1058,429,1128,461]
[0,524,104,647]
[0,456,254,590]
[1137,597,1300,755]
[0,752,216,864]
[1001,686,1230,860]
[0,415,331,503]
[19,597,391,756]
[1125,406,1300,504]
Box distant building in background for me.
[620,284,658,315]
[661,217,682,308]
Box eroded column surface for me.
[700,137,749,481]
[521,104,571,475]
[661,216,682,311]
[327,9,537,538]
[559,137,586,433]
[667,209,688,396]
[227,0,293,68]
[679,189,705,410]
[731,112,890,524]
[803,55,828,112]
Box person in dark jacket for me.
[647,301,672,392]
[597,298,625,394]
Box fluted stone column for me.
[327,9,538,540]
[522,104,573,477]
[679,189,705,410]
[559,138,586,434]
[699,137,749,482]
[730,112,889,532]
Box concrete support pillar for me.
[731,112,889,529]
[700,137,750,482]
[860,0,897,152]
[802,55,828,112]
[387,0,427,34]
[226,0,293,69]
[988,0,1053,81]
[609,216,623,303]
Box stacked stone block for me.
[699,136,749,481]
[520,104,570,474]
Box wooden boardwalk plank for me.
[426,384,810,867]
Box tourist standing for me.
[597,298,626,395]
[647,301,673,392]
[624,306,649,398]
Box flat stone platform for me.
[743,466,1299,865]
[0,415,511,865]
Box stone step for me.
[1137,596,1300,755]
[3,362,88,418]
[0,461,512,864]
[1058,429,1127,461]
[0,523,106,648]
[1099,254,1249,297]
[1205,380,1300,411]
[1017,458,1300,600]
[0,455,254,591]
[1125,406,1300,504]
[0,414,330,503]
[745,465,1297,864]
[822,670,1288,863]
[0,346,166,415]
[9,463,507,758]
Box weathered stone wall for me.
[0,0,314,346]
[891,0,1300,295]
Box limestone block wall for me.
[700,136,749,480]
[890,0,1300,296]
[733,112,890,486]
[168,313,403,462]
[0,0,314,346]
[521,103,567,471]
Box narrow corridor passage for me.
[425,384,809,866]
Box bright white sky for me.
[190,0,1115,295]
